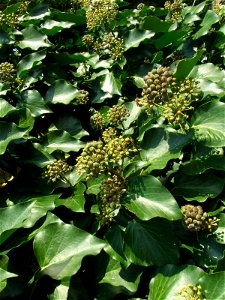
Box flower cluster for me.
[213,1,225,21]
[136,66,199,127]
[93,32,124,60]
[177,284,203,300]
[75,133,138,179]
[84,0,119,30]
[82,34,95,47]
[0,2,30,29]
[42,160,73,182]
[90,111,105,131]
[76,141,106,179]
[98,174,126,225]
[108,104,128,126]
[181,204,220,232]
[76,89,89,105]
[0,62,16,85]
[164,0,184,22]
[102,127,118,143]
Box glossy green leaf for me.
[18,25,52,50]
[173,172,225,201]
[45,79,79,104]
[33,222,105,280]
[55,183,86,213]
[155,30,187,50]
[125,175,182,221]
[99,259,143,294]
[181,156,225,175]
[141,16,172,32]
[191,101,225,147]
[44,130,85,153]
[40,20,74,35]
[0,268,17,292]
[101,72,122,96]
[0,195,58,244]
[139,127,190,172]
[0,121,29,155]
[0,99,16,117]
[21,90,52,117]
[199,272,225,300]
[193,10,219,39]
[124,219,179,266]
[174,49,203,80]
[149,265,205,300]
[17,50,46,77]
[125,29,155,50]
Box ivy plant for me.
[0,0,225,299]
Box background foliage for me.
[0,0,225,299]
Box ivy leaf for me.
[99,259,143,294]
[45,79,79,104]
[138,127,190,172]
[17,50,46,77]
[0,195,58,244]
[154,30,188,50]
[141,16,172,32]
[199,272,225,300]
[18,25,52,50]
[172,172,225,201]
[21,90,52,117]
[124,29,155,50]
[148,265,205,300]
[0,121,29,155]
[125,175,182,221]
[193,10,219,39]
[124,218,179,266]
[101,72,122,96]
[55,183,86,213]
[191,101,225,147]
[33,222,105,280]
[44,130,85,154]
[0,99,16,118]
[40,20,74,35]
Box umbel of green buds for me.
[136,66,175,108]
[164,0,184,22]
[42,160,73,182]
[177,284,203,300]
[0,62,16,84]
[90,111,105,131]
[108,104,129,126]
[85,0,119,30]
[98,173,126,226]
[102,127,118,143]
[76,89,89,105]
[181,204,219,232]
[76,141,106,179]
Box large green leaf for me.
[154,30,188,50]
[40,20,74,35]
[0,121,29,155]
[17,50,46,77]
[124,29,155,50]
[141,16,172,32]
[125,175,182,221]
[101,72,122,96]
[44,130,85,153]
[21,90,52,117]
[193,10,219,39]
[148,265,205,300]
[199,272,225,300]
[99,258,143,294]
[55,183,86,213]
[0,195,58,244]
[181,156,225,175]
[124,219,179,266]
[18,25,52,50]
[172,172,225,201]
[138,127,190,172]
[191,101,225,147]
[0,256,18,293]
[0,99,16,117]
[33,222,105,280]
[45,79,79,104]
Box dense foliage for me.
[0,0,225,299]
